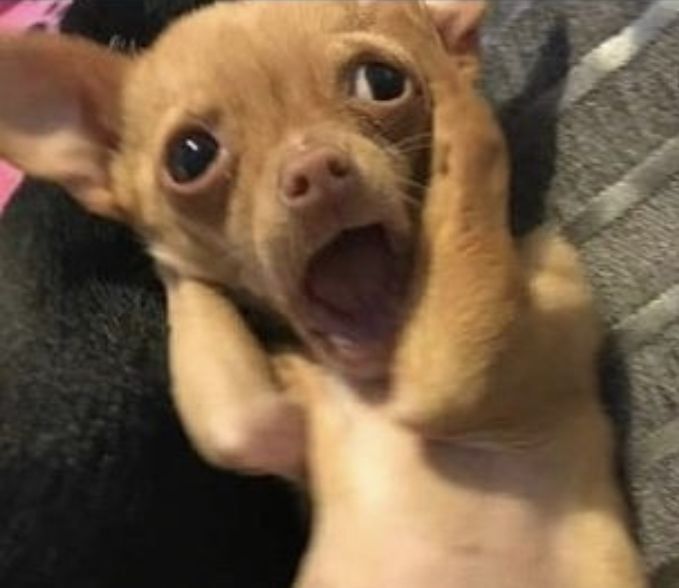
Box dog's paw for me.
[197,396,306,481]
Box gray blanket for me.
[484,1,679,584]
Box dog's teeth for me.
[329,335,356,351]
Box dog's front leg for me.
[165,277,305,479]
[389,64,523,435]
[389,71,601,441]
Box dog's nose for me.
[280,147,357,208]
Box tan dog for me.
[0,1,647,586]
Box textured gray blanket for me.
[484,1,679,584]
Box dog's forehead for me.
[124,1,429,147]
[142,1,426,75]
[128,4,367,108]
[156,2,371,53]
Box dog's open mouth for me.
[302,224,410,382]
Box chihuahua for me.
[0,1,647,586]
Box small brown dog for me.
[0,1,647,586]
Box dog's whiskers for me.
[394,177,425,209]
[393,132,433,153]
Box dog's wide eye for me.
[166,129,220,184]
[351,63,411,103]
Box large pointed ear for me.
[423,0,487,78]
[0,33,129,219]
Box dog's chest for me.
[298,391,566,588]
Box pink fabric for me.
[0,0,72,213]
[0,1,67,31]
[0,163,23,209]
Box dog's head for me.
[0,0,486,383]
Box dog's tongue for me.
[304,225,398,339]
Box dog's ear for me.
[423,0,486,77]
[0,34,129,219]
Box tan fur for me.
[165,277,304,478]
[0,1,438,472]
[279,73,646,585]
[0,1,646,586]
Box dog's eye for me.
[351,63,411,103]
[166,129,220,184]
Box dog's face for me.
[0,0,486,384]
[123,2,437,382]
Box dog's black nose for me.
[279,146,358,208]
